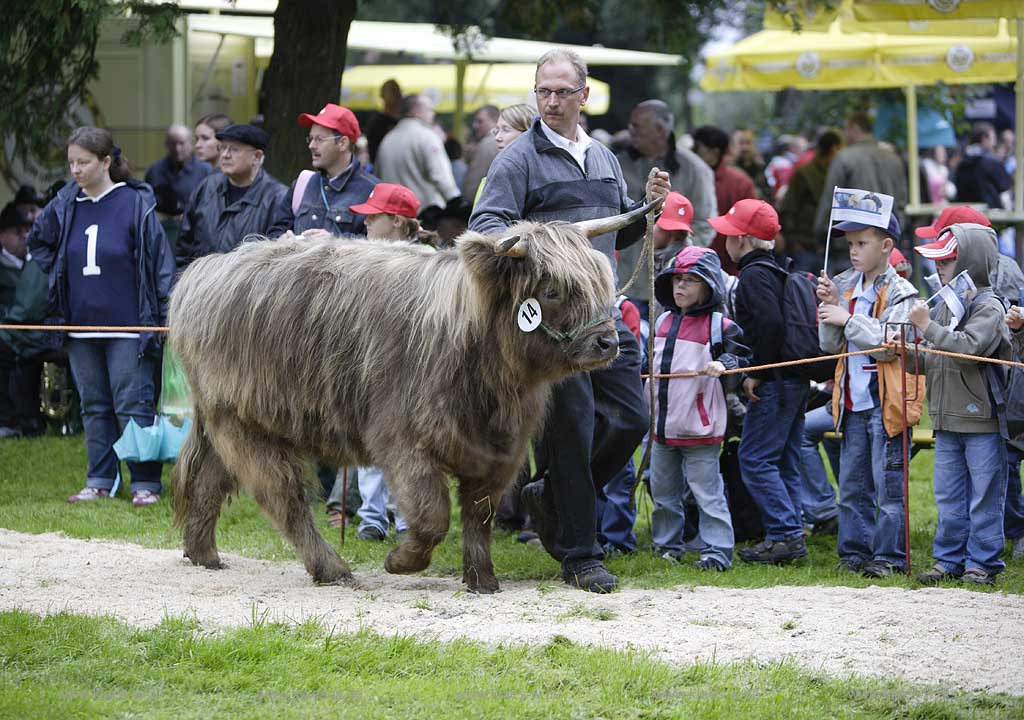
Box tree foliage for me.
[0,1,181,170]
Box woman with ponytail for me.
[349,183,439,247]
[28,126,175,507]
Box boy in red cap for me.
[281,103,380,240]
[816,213,920,577]
[711,198,810,564]
[915,205,1024,305]
[910,223,1013,584]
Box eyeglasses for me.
[306,134,341,146]
[673,275,704,286]
[535,86,585,100]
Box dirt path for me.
[2,529,1022,695]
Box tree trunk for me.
[261,0,357,184]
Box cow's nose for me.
[595,331,618,355]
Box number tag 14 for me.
[517,298,542,333]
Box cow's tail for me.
[171,406,212,530]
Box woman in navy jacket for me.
[29,126,175,506]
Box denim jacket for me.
[279,161,379,237]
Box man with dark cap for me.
[278,103,379,239]
[0,203,48,437]
[177,124,290,269]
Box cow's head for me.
[459,199,660,379]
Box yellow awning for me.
[701,19,1017,91]
[852,0,1024,22]
[340,63,609,115]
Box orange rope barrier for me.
[0,325,169,332]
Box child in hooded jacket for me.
[648,246,752,570]
[911,223,1013,585]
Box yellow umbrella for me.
[340,63,610,115]
[702,20,1017,92]
[849,0,1024,218]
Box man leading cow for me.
[470,48,670,593]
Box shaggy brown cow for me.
[170,201,657,593]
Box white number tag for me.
[82,223,102,276]
[517,298,542,333]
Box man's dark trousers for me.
[537,318,647,561]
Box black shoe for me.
[356,526,386,542]
[738,537,808,565]
[695,557,728,572]
[862,560,903,579]
[520,480,562,560]
[562,558,618,593]
[810,516,839,536]
[836,558,864,574]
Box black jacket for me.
[954,148,1012,210]
[177,168,290,269]
[27,179,174,357]
[735,250,802,381]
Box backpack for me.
[964,289,1018,445]
[745,259,836,382]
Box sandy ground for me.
[2,528,1022,695]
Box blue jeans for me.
[651,442,734,567]
[1004,444,1024,542]
[932,431,1008,575]
[597,458,637,553]
[67,338,162,494]
[356,466,407,535]
[738,379,809,541]
[800,403,840,524]
[836,406,907,568]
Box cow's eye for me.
[543,286,559,300]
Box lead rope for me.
[630,168,660,514]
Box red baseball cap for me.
[656,192,694,232]
[889,247,910,278]
[350,184,421,219]
[298,103,360,144]
[707,199,780,241]
[914,228,958,261]
[914,205,991,238]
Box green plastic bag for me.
[160,342,193,421]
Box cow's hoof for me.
[185,549,223,570]
[466,581,500,595]
[315,571,355,587]
[384,547,431,574]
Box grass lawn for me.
[2,434,1022,595]
[2,610,1022,720]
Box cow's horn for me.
[573,197,664,239]
[495,234,527,257]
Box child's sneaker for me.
[917,563,961,585]
[131,490,160,507]
[68,487,110,504]
[960,568,996,586]
[694,557,728,572]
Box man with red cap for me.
[710,198,812,565]
[279,103,380,239]
[915,205,1024,303]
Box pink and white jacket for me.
[648,246,751,446]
